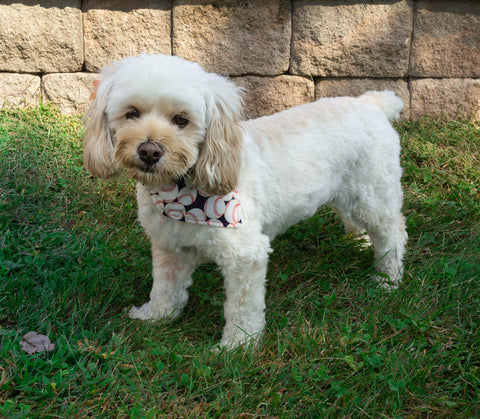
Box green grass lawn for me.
[1,105,479,417]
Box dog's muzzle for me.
[137,141,164,169]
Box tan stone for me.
[173,0,291,76]
[291,0,413,77]
[234,76,315,120]
[315,78,410,120]
[42,73,98,114]
[0,1,83,73]
[410,78,480,121]
[410,1,480,77]
[83,0,171,72]
[0,73,41,108]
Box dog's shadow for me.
[175,208,376,342]
[269,208,375,283]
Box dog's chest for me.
[136,184,227,259]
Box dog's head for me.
[83,54,243,195]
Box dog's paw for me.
[372,274,401,292]
[219,330,263,350]
[128,301,181,321]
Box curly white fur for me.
[84,54,407,349]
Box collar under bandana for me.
[148,178,242,228]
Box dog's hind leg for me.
[333,195,407,290]
[344,203,407,290]
[129,246,196,321]
[367,213,407,290]
[340,213,371,248]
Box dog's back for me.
[240,91,404,239]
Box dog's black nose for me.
[137,141,164,166]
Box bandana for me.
[149,178,242,228]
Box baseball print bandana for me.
[149,178,242,228]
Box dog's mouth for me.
[128,164,168,186]
[139,164,157,174]
[113,136,197,187]
[125,156,189,187]
[114,139,165,176]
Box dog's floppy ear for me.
[193,75,243,196]
[83,74,118,179]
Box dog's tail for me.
[359,91,403,122]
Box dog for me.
[83,54,407,349]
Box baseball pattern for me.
[149,178,242,228]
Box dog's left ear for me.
[83,72,119,179]
[193,75,243,196]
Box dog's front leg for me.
[129,246,196,321]
[219,252,269,349]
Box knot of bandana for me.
[149,178,242,228]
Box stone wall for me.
[0,0,479,120]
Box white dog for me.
[84,54,407,348]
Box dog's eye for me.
[125,108,140,119]
[172,114,189,128]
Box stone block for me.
[0,1,83,73]
[0,73,41,108]
[83,0,171,72]
[410,78,480,121]
[234,75,315,120]
[173,0,291,76]
[315,78,410,119]
[410,1,480,77]
[42,73,98,114]
[291,0,413,77]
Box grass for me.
[0,105,479,417]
